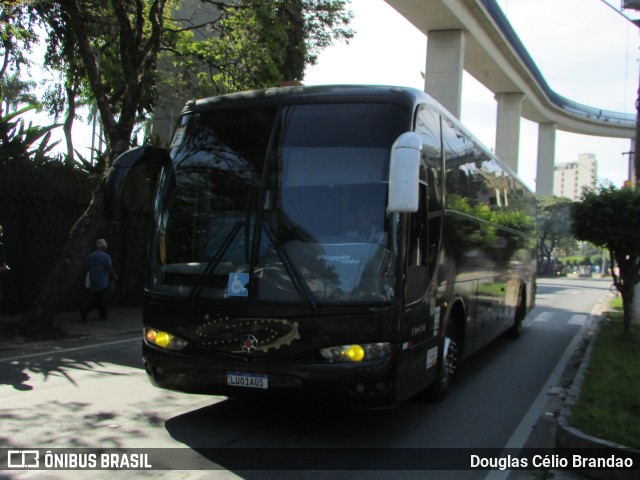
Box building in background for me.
[553,153,598,201]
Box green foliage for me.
[447,194,535,230]
[560,256,596,266]
[571,185,640,333]
[536,195,576,261]
[0,1,40,75]
[572,185,640,253]
[0,120,97,312]
[0,71,37,113]
[0,102,100,313]
[74,148,108,175]
[569,305,640,448]
[2,0,354,326]
[0,105,60,164]
[161,0,353,97]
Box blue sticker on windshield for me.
[227,273,249,297]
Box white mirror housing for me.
[387,132,421,213]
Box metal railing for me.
[481,0,635,128]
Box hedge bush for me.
[0,158,97,312]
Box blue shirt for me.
[86,250,112,291]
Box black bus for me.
[107,85,536,407]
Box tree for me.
[161,0,353,97]
[571,185,640,334]
[15,0,174,336]
[0,71,37,114]
[17,0,353,335]
[0,1,40,116]
[536,195,576,274]
[38,9,90,165]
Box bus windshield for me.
[150,102,408,305]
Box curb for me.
[556,306,640,480]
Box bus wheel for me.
[427,322,459,402]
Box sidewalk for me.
[0,306,142,352]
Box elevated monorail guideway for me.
[385,0,635,193]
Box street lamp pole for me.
[635,27,640,188]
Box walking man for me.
[81,239,118,321]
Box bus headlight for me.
[319,343,392,362]
[144,327,188,351]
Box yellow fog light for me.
[155,331,173,348]
[319,343,393,363]
[144,327,188,351]
[345,345,365,362]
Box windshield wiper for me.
[262,222,317,311]
[188,221,242,302]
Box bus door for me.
[400,181,435,397]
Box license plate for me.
[227,371,269,389]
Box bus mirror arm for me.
[105,146,171,222]
[387,132,421,213]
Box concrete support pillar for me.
[425,30,465,119]
[495,92,524,173]
[535,123,557,196]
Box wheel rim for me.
[443,335,458,380]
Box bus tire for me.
[427,320,459,402]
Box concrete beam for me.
[424,30,465,119]
[495,92,524,173]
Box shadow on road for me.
[0,339,142,391]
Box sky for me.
[303,0,640,191]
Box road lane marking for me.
[565,289,582,295]
[568,314,588,325]
[532,312,553,322]
[0,337,139,363]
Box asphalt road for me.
[0,277,612,480]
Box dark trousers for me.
[80,288,108,320]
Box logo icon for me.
[227,273,249,297]
[241,334,258,353]
[8,450,40,469]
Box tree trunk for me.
[64,84,76,163]
[622,289,633,335]
[614,251,637,335]
[278,0,306,81]
[633,283,640,327]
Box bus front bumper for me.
[142,342,399,407]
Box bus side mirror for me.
[387,132,421,213]
[105,146,171,222]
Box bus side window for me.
[415,107,443,285]
[443,119,475,210]
[406,183,428,303]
